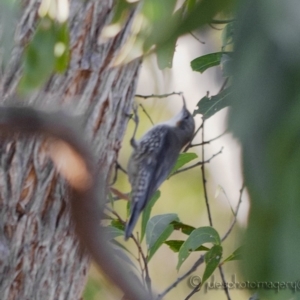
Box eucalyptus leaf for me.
[177,226,220,270]
[222,246,243,264]
[141,191,161,242]
[191,52,223,73]
[169,153,198,176]
[111,219,125,231]
[104,226,124,240]
[171,221,196,235]
[164,240,209,253]
[146,214,179,260]
[202,245,223,283]
[193,88,232,119]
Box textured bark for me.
[0,1,141,299]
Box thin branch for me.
[105,206,126,224]
[173,147,223,175]
[106,207,152,295]
[208,23,223,30]
[219,77,229,93]
[184,282,201,300]
[221,184,245,242]
[135,92,182,99]
[189,31,205,44]
[218,266,231,300]
[130,234,152,295]
[156,255,205,300]
[189,130,227,148]
[110,161,127,186]
[201,121,213,226]
[183,121,204,152]
[139,103,154,125]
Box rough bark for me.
[0,1,141,299]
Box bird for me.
[125,97,195,240]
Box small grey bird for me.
[125,98,195,240]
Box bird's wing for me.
[125,126,180,239]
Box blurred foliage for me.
[228,0,300,299]
[18,17,69,93]
[110,0,235,69]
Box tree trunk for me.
[0,1,141,299]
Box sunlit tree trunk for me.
[0,1,140,299]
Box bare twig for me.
[183,121,204,152]
[219,77,229,93]
[130,234,152,295]
[105,206,126,224]
[189,31,205,44]
[106,206,152,295]
[222,184,245,242]
[208,23,223,30]
[218,266,231,300]
[110,161,127,185]
[156,255,205,300]
[173,147,223,175]
[201,121,213,226]
[189,130,227,148]
[139,104,154,125]
[184,282,201,300]
[135,92,182,99]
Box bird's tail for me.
[124,201,141,240]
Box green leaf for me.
[169,153,198,176]
[141,191,161,242]
[146,213,179,261]
[191,52,224,73]
[54,21,70,73]
[202,245,223,283]
[193,88,232,120]
[83,278,102,300]
[177,226,220,270]
[111,219,125,231]
[104,226,124,240]
[108,191,114,208]
[164,240,209,253]
[222,246,243,264]
[185,0,196,13]
[156,37,177,69]
[171,221,196,235]
[18,17,70,94]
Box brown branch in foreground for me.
[0,106,151,300]
[222,184,245,242]
[135,92,182,99]
[156,255,205,300]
